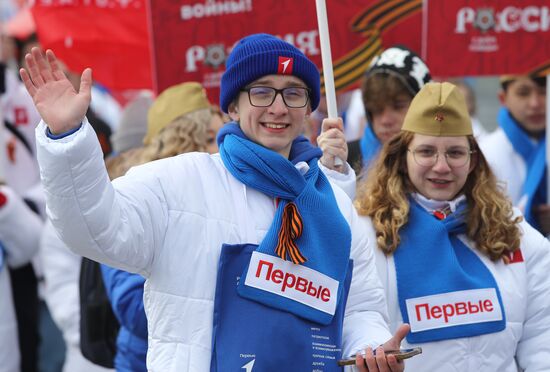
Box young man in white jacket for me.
[480,75,548,235]
[21,34,408,371]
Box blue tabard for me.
[210,243,353,372]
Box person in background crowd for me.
[355,82,550,371]
[0,185,43,372]
[451,78,489,140]
[104,93,153,180]
[1,57,45,372]
[105,82,224,179]
[480,75,548,235]
[319,45,431,177]
[110,92,153,155]
[317,46,431,199]
[40,219,115,372]
[22,33,408,371]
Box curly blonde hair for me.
[106,106,223,180]
[355,130,522,261]
[105,147,146,181]
[140,112,210,163]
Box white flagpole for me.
[315,0,343,166]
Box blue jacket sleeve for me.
[100,264,148,339]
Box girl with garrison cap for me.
[352,82,550,370]
[21,34,407,371]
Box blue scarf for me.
[499,107,547,230]
[217,122,352,324]
[359,124,381,169]
[394,199,506,343]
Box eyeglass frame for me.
[240,86,311,108]
[407,146,477,168]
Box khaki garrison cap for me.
[402,82,472,136]
[144,82,211,145]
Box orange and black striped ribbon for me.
[275,202,307,265]
[320,0,422,94]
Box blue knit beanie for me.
[220,33,320,113]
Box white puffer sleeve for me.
[36,119,168,277]
[319,160,357,200]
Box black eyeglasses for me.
[240,86,310,108]
[408,146,476,168]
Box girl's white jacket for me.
[35,120,391,372]
[361,214,550,372]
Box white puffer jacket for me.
[36,120,391,372]
[362,213,550,371]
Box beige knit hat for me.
[402,82,472,136]
[144,82,211,144]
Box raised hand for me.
[356,323,410,372]
[317,117,348,173]
[19,47,92,135]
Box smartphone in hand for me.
[337,347,422,366]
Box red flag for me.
[424,0,550,77]
[31,0,152,91]
[149,0,423,100]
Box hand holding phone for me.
[337,347,422,366]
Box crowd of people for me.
[0,26,548,372]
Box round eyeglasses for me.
[408,146,475,168]
[240,86,310,108]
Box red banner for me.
[149,0,423,101]
[424,0,550,77]
[31,0,152,91]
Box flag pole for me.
[315,0,343,166]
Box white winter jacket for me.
[40,220,114,372]
[36,120,391,372]
[0,186,42,372]
[361,213,550,371]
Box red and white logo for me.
[244,251,338,315]
[14,107,29,126]
[505,248,524,264]
[277,56,294,75]
[406,288,502,332]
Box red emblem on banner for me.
[278,57,294,75]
